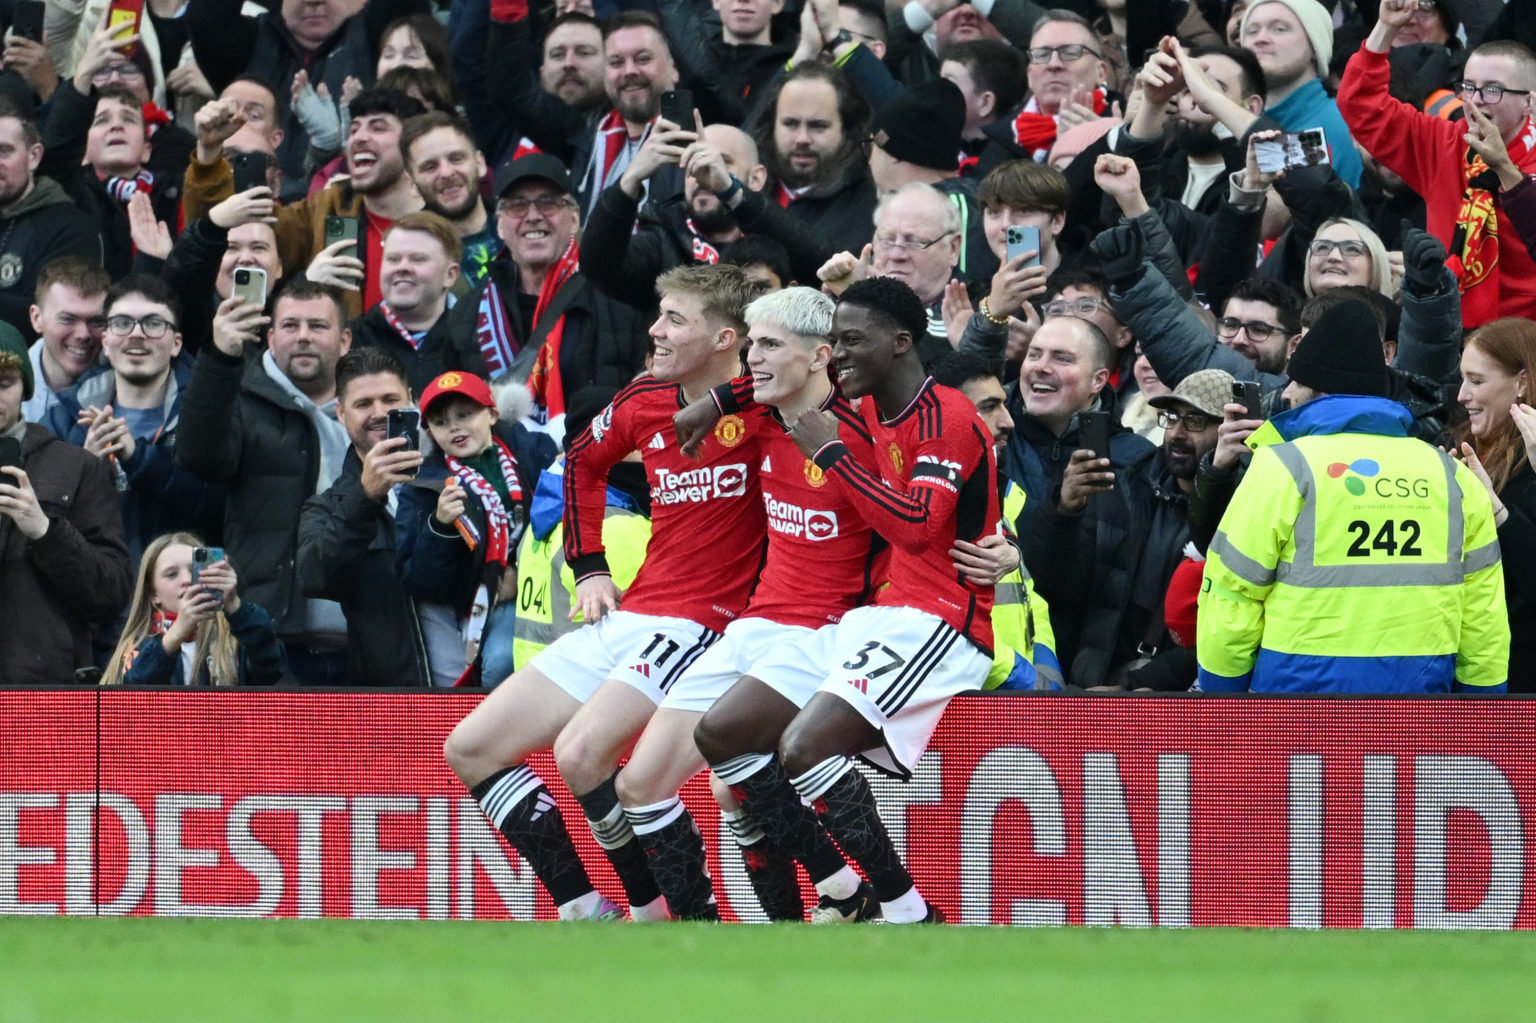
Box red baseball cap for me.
[1164,557,1203,649]
[419,371,496,418]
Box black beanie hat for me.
[0,320,31,402]
[869,78,966,173]
[1286,301,1390,399]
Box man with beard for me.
[583,122,832,309]
[0,99,101,342]
[490,4,679,218]
[540,13,608,113]
[751,62,878,255]
[1121,43,1271,219]
[448,154,647,423]
[1030,368,1228,689]
[187,0,432,201]
[349,212,486,396]
[298,347,433,687]
[403,112,500,287]
[185,88,428,322]
[176,279,356,685]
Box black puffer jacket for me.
[348,306,487,398]
[175,346,329,638]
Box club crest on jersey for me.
[803,458,826,487]
[591,402,614,442]
[888,443,904,475]
[715,414,746,448]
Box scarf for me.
[379,301,426,351]
[584,109,640,217]
[105,169,155,203]
[474,272,518,378]
[446,437,524,569]
[686,218,720,264]
[1450,117,1536,325]
[1010,91,1106,161]
[526,237,581,420]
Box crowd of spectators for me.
[0,0,1530,692]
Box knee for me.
[692,712,729,767]
[443,721,481,782]
[613,763,644,808]
[778,718,823,779]
[552,725,609,794]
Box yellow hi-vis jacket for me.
[1197,396,1508,693]
[984,480,1064,689]
[512,462,650,668]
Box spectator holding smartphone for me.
[101,531,287,685]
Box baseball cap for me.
[1148,368,1236,421]
[419,370,496,419]
[492,153,574,200]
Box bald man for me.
[584,120,838,308]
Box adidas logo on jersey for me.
[629,663,652,678]
[761,455,772,472]
[649,432,665,450]
[846,677,870,694]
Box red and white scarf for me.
[105,169,154,203]
[379,301,426,351]
[686,218,720,264]
[446,437,524,569]
[473,273,517,378]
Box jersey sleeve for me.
[562,386,642,579]
[813,400,986,553]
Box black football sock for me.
[718,753,848,886]
[574,774,663,909]
[469,764,593,907]
[791,759,913,903]
[723,807,806,922]
[626,799,720,921]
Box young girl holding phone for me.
[102,531,287,686]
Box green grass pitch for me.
[3,918,1533,1022]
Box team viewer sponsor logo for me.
[764,492,839,540]
[652,463,749,504]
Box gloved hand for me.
[1087,221,1146,288]
[1401,223,1448,296]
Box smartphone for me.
[1254,127,1330,175]
[1078,410,1112,461]
[658,89,694,130]
[105,0,144,55]
[190,546,226,585]
[0,436,21,475]
[231,266,267,308]
[229,150,270,194]
[1233,380,1265,421]
[12,0,45,43]
[386,408,420,451]
[1006,225,1041,268]
[324,214,360,249]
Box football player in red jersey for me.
[750,276,1000,924]
[613,286,886,922]
[442,265,761,921]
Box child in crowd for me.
[102,532,287,686]
[396,371,534,687]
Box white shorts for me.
[531,609,719,705]
[818,605,991,779]
[661,617,828,713]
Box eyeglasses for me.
[106,315,176,338]
[1309,239,1368,260]
[1026,44,1101,65]
[1156,409,1218,432]
[872,231,954,253]
[1215,316,1289,341]
[1042,296,1111,319]
[1455,81,1530,103]
[92,62,144,82]
[496,195,575,216]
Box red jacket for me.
[1338,43,1536,325]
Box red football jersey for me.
[745,393,887,629]
[812,378,999,651]
[564,378,766,632]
